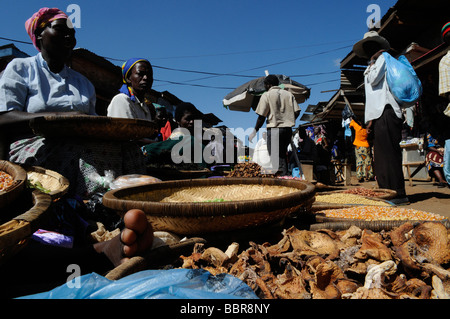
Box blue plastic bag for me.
[292,167,301,178]
[383,52,422,107]
[18,269,259,299]
[444,139,450,184]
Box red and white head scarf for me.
[25,7,68,51]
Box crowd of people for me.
[0,7,449,297]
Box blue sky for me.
[0,0,397,145]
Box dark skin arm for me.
[249,110,299,142]
[0,110,84,136]
[0,110,84,126]
[445,92,450,104]
[369,49,386,65]
[249,115,266,143]
[366,120,373,134]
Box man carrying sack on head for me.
[353,31,409,205]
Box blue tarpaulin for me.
[19,268,259,299]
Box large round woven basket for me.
[310,193,393,213]
[323,188,397,200]
[0,161,27,209]
[0,190,52,265]
[310,217,450,232]
[29,115,157,141]
[146,166,211,181]
[103,178,316,235]
[23,165,70,200]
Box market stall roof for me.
[202,113,222,127]
[309,0,449,124]
[70,48,122,115]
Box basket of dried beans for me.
[340,187,397,200]
[311,206,449,231]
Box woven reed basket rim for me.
[0,190,52,251]
[103,177,316,217]
[23,165,70,199]
[310,219,450,231]
[319,188,397,200]
[29,115,157,141]
[314,213,449,224]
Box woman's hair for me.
[174,102,201,122]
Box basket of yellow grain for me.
[310,192,393,213]
[102,177,316,236]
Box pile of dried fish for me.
[228,163,274,178]
[177,222,450,299]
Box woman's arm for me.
[0,60,29,112]
[365,50,387,87]
[0,110,83,126]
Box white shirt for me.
[364,54,402,123]
[0,53,96,114]
[107,93,153,120]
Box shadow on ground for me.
[407,191,450,204]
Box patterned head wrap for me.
[25,7,69,51]
[119,58,151,102]
[442,22,450,38]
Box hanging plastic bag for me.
[383,52,422,107]
[342,104,354,120]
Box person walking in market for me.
[439,22,450,184]
[353,31,409,205]
[249,75,300,176]
[350,116,374,183]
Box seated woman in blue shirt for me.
[0,8,146,197]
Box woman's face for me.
[38,19,76,60]
[155,109,168,127]
[178,111,195,131]
[127,62,153,95]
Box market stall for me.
[1,158,449,299]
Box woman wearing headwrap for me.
[0,8,146,197]
[0,7,95,114]
[107,58,155,120]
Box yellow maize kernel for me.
[315,193,390,206]
[319,206,445,221]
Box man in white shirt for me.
[353,31,408,205]
[249,75,300,176]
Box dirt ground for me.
[347,174,450,219]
